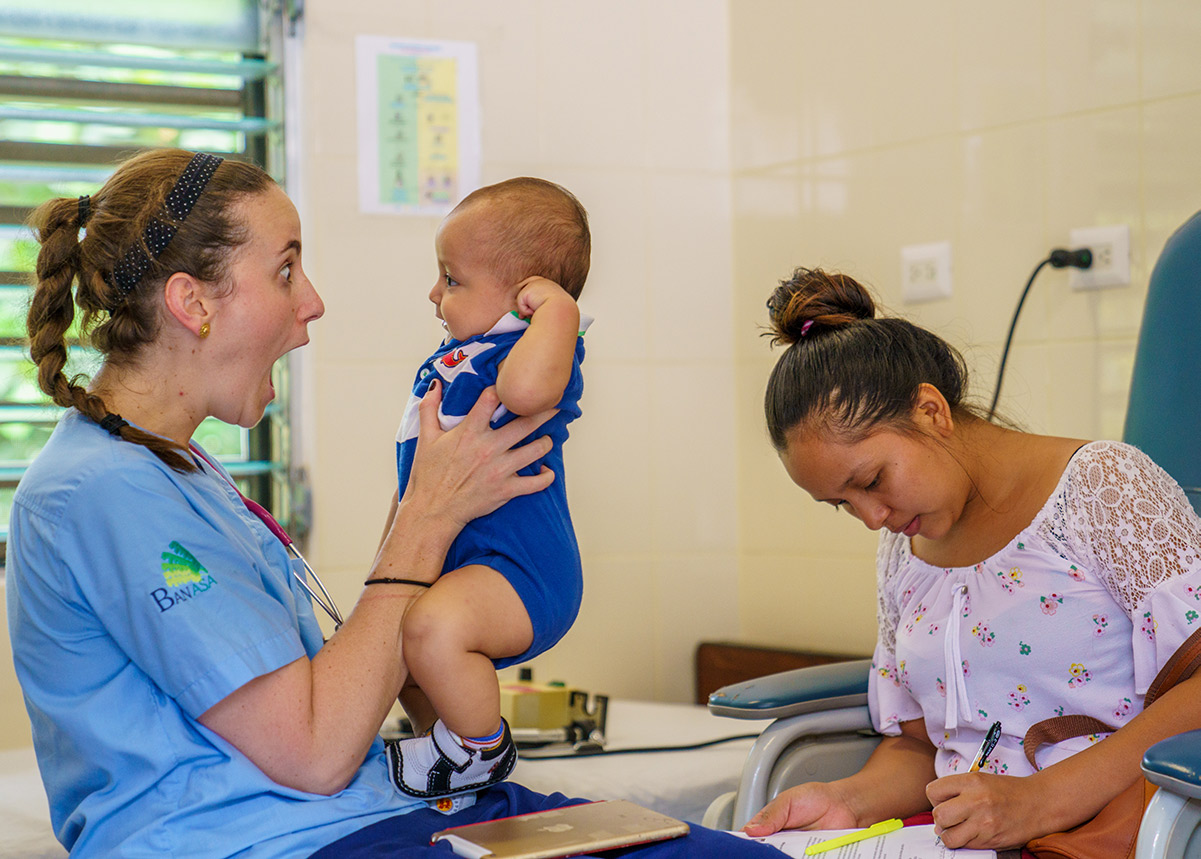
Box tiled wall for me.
[298,0,740,704]
[732,0,1201,657]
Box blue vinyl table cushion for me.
[707,660,872,720]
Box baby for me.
[385,177,591,799]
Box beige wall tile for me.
[868,2,958,147]
[1041,340,1136,441]
[536,1,651,168]
[738,554,879,655]
[646,172,734,362]
[952,125,1050,351]
[648,363,737,554]
[790,1,880,157]
[650,552,742,701]
[1141,0,1201,100]
[1045,0,1139,114]
[729,0,809,168]
[954,0,1046,131]
[642,0,731,172]
[565,364,656,558]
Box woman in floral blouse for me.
[743,267,1201,852]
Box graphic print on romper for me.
[151,540,218,613]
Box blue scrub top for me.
[6,411,422,858]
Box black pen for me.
[969,721,1002,772]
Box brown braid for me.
[25,149,274,472]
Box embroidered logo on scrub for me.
[161,541,206,585]
[150,541,218,613]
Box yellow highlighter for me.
[804,818,904,856]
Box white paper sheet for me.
[729,824,996,858]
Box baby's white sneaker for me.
[385,718,516,799]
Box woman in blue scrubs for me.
[7,149,778,859]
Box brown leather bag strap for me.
[1023,625,1201,770]
[1024,715,1116,770]
[1144,625,1201,705]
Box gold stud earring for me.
[198,322,211,339]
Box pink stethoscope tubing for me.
[189,444,344,629]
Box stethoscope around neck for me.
[189,444,344,630]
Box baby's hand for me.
[515,276,571,320]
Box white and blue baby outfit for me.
[395,313,590,668]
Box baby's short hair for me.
[454,177,591,299]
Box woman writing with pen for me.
[743,269,1201,852]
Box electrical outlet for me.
[1069,224,1130,290]
[901,240,952,303]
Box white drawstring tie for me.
[944,583,972,730]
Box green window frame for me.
[0,2,304,564]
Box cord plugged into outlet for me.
[988,241,1107,419]
[1068,224,1130,289]
[1048,247,1094,269]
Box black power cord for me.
[987,248,1094,420]
[518,732,761,760]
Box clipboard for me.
[430,799,690,858]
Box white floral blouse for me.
[869,441,1201,777]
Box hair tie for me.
[78,195,91,226]
[800,319,814,337]
[106,151,224,306]
[98,412,129,436]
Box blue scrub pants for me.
[308,783,782,857]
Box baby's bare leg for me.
[402,564,534,739]
[397,677,438,736]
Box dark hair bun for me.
[765,267,876,346]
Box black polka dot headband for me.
[106,151,224,305]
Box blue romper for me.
[396,313,588,668]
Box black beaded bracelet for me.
[363,577,433,588]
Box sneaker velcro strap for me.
[431,720,473,769]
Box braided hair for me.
[26,149,273,471]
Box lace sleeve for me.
[875,530,905,655]
[1057,441,1201,617]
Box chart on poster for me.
[355,35,480,215]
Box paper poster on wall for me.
[355,35,480,216]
